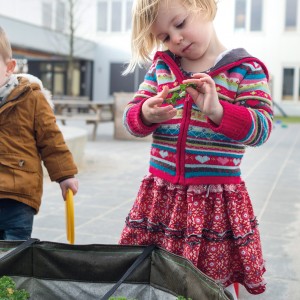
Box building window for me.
[111,1,122,32]
[234,0,263,31]
[234,0,246,30]
[14,58,28,74]
[97,2,108,31]
[56,0,66,32]
[42,2,52,28]
[298,70,300,101]
[285,0,298,31]
[250,0,263,31]
[125,1,133,31]
[282,68,295,101]
[28,60,93,98]
[39,62,68,95]
[109,63,146,95]
[97,0,133,33]
[299,69,300,101]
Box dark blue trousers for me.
[0,199,35,240]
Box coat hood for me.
[15,73,54,109]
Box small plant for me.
[107,296,191,300]
[108,298,137,300]
[176,296,192,300]
[165,83,197,105]
[0,276,30,300]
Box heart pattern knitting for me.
[195,155,210,164]
[159,150,168,158]
[218,157,229,165]
[233,158,241,165]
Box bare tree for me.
[44,0,94,96]
[67,0,75,96]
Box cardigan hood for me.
[153,48,269,82]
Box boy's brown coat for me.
[0,76,78,212]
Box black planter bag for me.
[0,239,233,300]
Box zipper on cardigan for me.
[176,96,192,184]
[155,51,192,184]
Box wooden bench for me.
[53,98,114,141]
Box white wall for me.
[93,35,131,101]
[214,0,300,115]
[2,0,300,114]
[0,0,42,25]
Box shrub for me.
[0,276,30,300]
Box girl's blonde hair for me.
[0,27,12,61]
[124,0,217,74]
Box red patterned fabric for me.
[119,174,266,294]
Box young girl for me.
[119,0,273,297]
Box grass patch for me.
[274,116,300,123]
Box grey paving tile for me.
[31,121,300,299]
[238,278,300,300]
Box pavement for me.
[32,120,300,300]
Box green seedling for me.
[108,296,191,300]
[0,276,30,300]
[108,298,133,300]
[165,83,197,105]
[166,92,180,105]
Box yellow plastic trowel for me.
[65,189,75,244]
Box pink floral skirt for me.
[119,174,266,294]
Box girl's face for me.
[151,0,215,61]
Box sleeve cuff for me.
[207,100,252,141]
[56,175,75,183]
[126,100,159,136]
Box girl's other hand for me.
[141,86,177,125]
[183,73,223,125]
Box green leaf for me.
[165,83,197,106]
[180,83,197,91]
[0,276,30,300]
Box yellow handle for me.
[65,189,75,244]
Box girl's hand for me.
[183,73,223,125]
[141,86,177,125]
[59,178,79,200]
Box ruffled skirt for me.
[119,174,266,294]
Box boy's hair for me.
[0,27,13,61]
[124,0,217,74]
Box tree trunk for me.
[67,0,75,96]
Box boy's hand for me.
[183,73,223,125]
[59,178,79,200]
[141,86,177,125]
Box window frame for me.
[284,0,300,31]
[56,0,66,32]
[97,0,133,33]
[282,66,300,102]
[97,1,108,31]
[234,0,264,32]
[111,0,122,32]
[109,62,146,95]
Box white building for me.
[214,0,300,116]
[0,0,299,115]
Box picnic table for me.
[53,98,114,140]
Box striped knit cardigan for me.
[123,48,273,185]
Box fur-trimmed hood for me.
[16,73,54,109]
